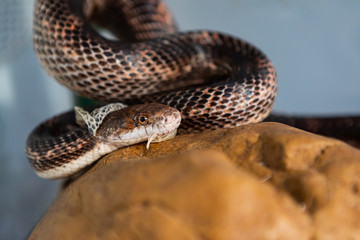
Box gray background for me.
[1,0,359,239]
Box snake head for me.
[94,103,182,149]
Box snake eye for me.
[137,115,148,125]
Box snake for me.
[26,0,359,179]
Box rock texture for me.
[29,122,360,240]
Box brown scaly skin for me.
[26,110,96,172]
[33,0,277,133]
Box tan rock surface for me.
[29,122,360,240]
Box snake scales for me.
[26,0,359,179]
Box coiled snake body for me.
[32,0,277,129]
[26,0,359,179]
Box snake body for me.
[33,0,277,131]
[27,0,295,179]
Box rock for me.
[29,122,360,240]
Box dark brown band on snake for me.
[265,114,360,148]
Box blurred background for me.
[0,0,359,239]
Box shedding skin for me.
[75,103,128,135]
